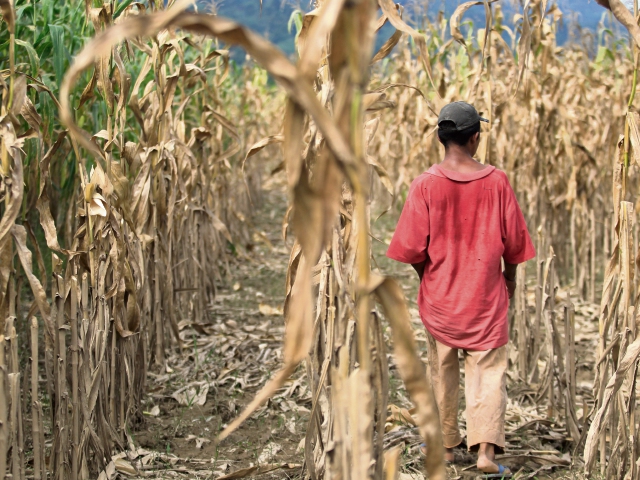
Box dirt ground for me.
[102,182,600,480]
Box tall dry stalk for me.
[0,335,7,477]
[30,317,44,480]
[71,276,79,480]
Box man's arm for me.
[503,262,517,299]
[412,260,427,281]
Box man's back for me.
[387,164,535,351]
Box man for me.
[386,102,535,477]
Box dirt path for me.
[99,184,599,480]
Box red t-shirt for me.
[386,164,535,350]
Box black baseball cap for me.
[437,102,489,131]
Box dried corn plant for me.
[0,0,273,477]
[54,3,448,480]
[285,2,447,478]
[357,0,640,473]
[1,0,639,478]
[580,0,640,478]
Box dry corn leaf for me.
[172,382,208,407]
[512,0,532,97]
[388,404,417,426]
[114,458,137,475]
[259,303,283,316]
[144,405,160,417]
[297,0,346,79]
[257,443,282,464]
[11,226,52,334]
[627,111,640,166]
[9,74,27,116]
[384,446,401,480]
[243,134,285,169]
[217,463,301,480]
[450,1,490,48]
[378,0,437,96]
[0,121,24,251]
[372,30,402,64]
[89,193,108,217]
[0,0,15,32]
[372,274,446,480]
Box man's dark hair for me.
[437,121,481,147]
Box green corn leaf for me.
[15,38,40,77]
[114,0,135,19]
[287,9,303,38]
[49,24,65,87]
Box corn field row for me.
[0,0,639,478]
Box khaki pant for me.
[426,333,507,452]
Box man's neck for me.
[440,145,485,173]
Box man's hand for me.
[503,262,518,299]
[504,274,516,299]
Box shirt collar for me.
[427,164,496,182]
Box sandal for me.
[481,464,512,479]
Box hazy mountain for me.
[204,0,621,58]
